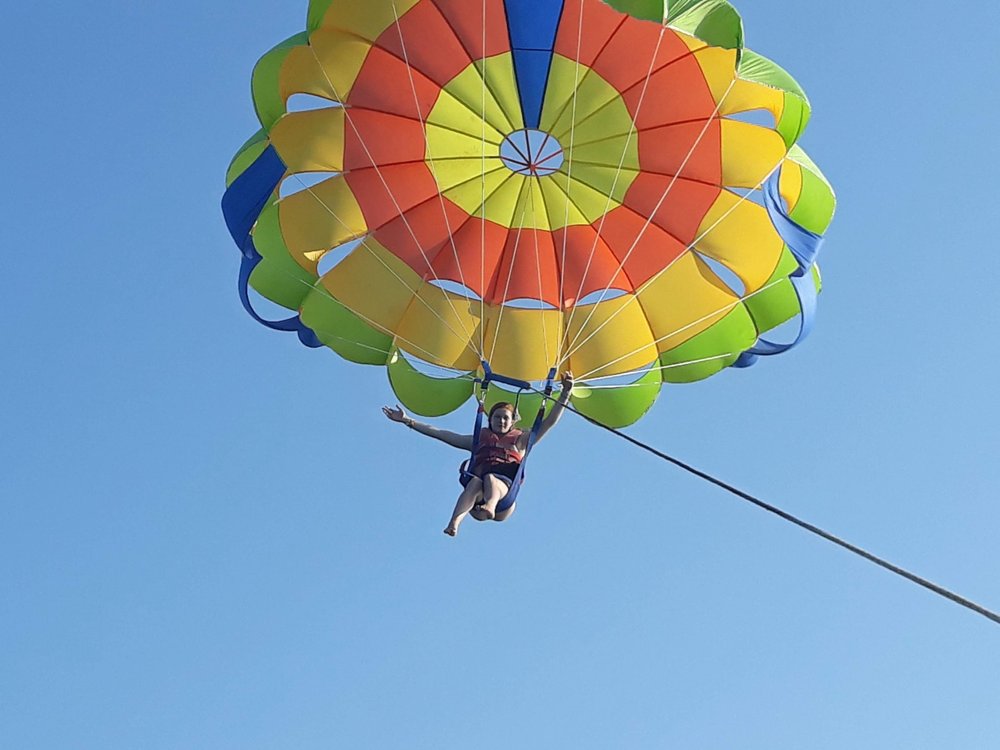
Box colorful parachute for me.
[222,0,835,427]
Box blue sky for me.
[3,1,999,748]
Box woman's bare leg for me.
[444,477,482,536]
[476,474,510,520]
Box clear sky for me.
[3,1,999,748]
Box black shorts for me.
[461,461,520,487]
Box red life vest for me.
[473,427,524,470]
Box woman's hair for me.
[488,401,519,422]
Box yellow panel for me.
[320,239,417,334]
[719,77,785,123]
[540,55,631,139]
[636,253,741,351]
[477,55,524,132]
[441,165,516,220]
[316,0,421,41]
[427,88,505,145]
[478,173,527,227]
[565,163,637,205]
[539,173,624,228]
[269,108,345,173]
[397,288,482,371]
[280,29,371,102]
[720,119,786,188]
[778,159,804,214]
[563,296,659,378]
[446,56,519,133]
[692,47,739,105]
[426,124,500,162]
[694,191,783,293]
[279,176,367,268]
[674,30,710,54]
[482,307,564,381]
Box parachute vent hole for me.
[575,288,629,307]
[317,237,365,277]
[286,93,342,112]
[726,109,776,129]
[428,279,483,302]
[695,253,746,297]
[280,171,340,199]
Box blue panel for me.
[505,0,564,129]
[221,145,322,348]
[735,168,826,367]
[506,0,564,49]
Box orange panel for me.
[488,226,560,306]
[344,162,439,229]
[375,1,473,86]
[446,214,510,299]
[622,173,719,247]
[372,193,469,279]
[347,47,441,120]
[555,224,638,306]
[554,0,627,68]
[343,109,426,171]
[636,119,722,186]
[589,16,694,93]
[431,0,510,60]
[621,54,717,130]
[596,206,687,288]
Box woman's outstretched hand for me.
[560,371,575,393]
[382,404,407,424]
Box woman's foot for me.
[443,526,457,537]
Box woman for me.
[382,372,574,536]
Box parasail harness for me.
[460,362,558,513]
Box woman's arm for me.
[382,405,474,451]
[523,372,574,449]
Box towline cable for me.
[537,391,1000,627]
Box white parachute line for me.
[290,175,474,350]
[270,259,471,369]
[486,180,533,366]
[390,1,481,356]
[557,24,670,357]
[557,0,587,339]
[527,184,552,368]
[576,353,740,385]
[481,0,488,358]
[306,44,476,347]
[574,277,786,381]
[558,75,738,363]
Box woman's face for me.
[489,407,515,434]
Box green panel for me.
[603,0,665,22]
[787,146,836,234]
[569,367,661,428]
[667,0,744,52]
[658,307,756,383]
[226,129,269,188]
[739,50,810,146]
[388,352,475,416]
[743,249,823,335]
[300,291,393,366]
[248,201,314,310]
[252,32,309,130]
[307,0,336,32]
